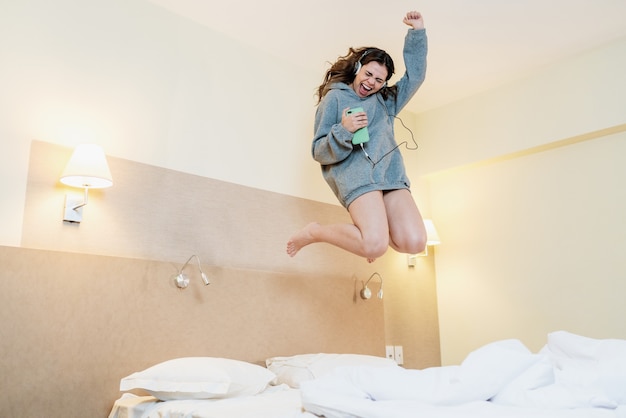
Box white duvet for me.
[300,331,626,418]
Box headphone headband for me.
[354,49,371,75]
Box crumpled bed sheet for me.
[301,331,626,418]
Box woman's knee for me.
[395,233,426,255]
[362,235,389,259]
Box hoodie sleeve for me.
[386,28,428,115]
[311,92,354,165]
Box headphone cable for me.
[362,114,418,167]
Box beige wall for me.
[5,0,626,374]
[411,37,626,177]
[21,140,441,367]
[0,246,385,417]
[409,35,626,364]
[0,0,430,246]
[431,130,626,364]
[383,248,441,369]
[0,0,327,248]
[0,0,440,379]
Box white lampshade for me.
[60,144,113,189]
[424,219,441,246]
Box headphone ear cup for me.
[354,61,362,75]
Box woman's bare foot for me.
[286,222,318,257]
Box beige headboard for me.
[0,245,384,417]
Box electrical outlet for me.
[394,345,404,365]
[385,345,395,362]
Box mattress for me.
[108,385,315,418]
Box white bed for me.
[108,332,626,418]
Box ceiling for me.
[146,0,626,114]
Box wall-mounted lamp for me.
[59,144,113,223]
[360,272,384,300]
[173,254,210,289]
[407,219,441,266]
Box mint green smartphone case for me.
[347,107,370,145]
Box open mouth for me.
[359,83,372,96]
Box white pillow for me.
[266,353,397,388]
[120,357,276,401]
[543,331,626,406]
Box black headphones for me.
[354,49,387,88]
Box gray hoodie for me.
[312,28,428,208]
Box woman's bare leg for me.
[383,189,427,254]
[286,191,390,260]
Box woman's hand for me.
[341,107,368,133]
[403,11,424,30]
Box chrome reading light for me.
[59,144,113,223]
[360,272,384,300]
[173,254,210,289]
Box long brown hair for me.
[316,46,397,104]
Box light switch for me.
[394,345,404,365]
[385,345,395,361]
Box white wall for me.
[409,36,626,364]
[0,0,337,246]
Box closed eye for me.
[365,71,385,85]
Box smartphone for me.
[347,107,370,145]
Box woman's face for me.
[352,61,388,98]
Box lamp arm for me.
[180,254,196,272]
[364,272,383,287]
[71,187,90,210]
